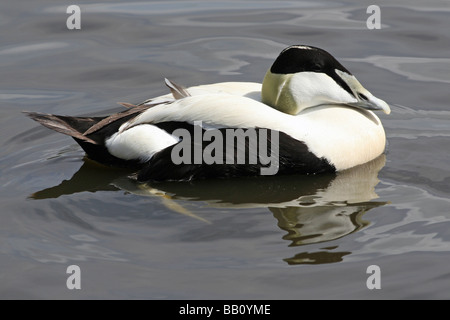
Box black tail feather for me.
[23,111,144,168]
[23,111,103,144]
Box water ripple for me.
[347,56,450,84]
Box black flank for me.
[137,123,335,182]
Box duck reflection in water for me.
[31,155,387,265]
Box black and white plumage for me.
[25,45,391,182]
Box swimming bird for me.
[24,45,390,182]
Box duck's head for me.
[261,45,391,115]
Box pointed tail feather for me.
[23,110,148,168]
[23,111,98,144]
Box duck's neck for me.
[261,71,299,115]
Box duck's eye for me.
[358,93,369,101]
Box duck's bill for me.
[334,70,391,115]
[345,97,391,115]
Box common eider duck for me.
[25,45,391,182]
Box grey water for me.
[1,0,450,299]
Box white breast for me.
[296,106,386,170]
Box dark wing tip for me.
[22,110,47,119]
[164,78,191,100]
